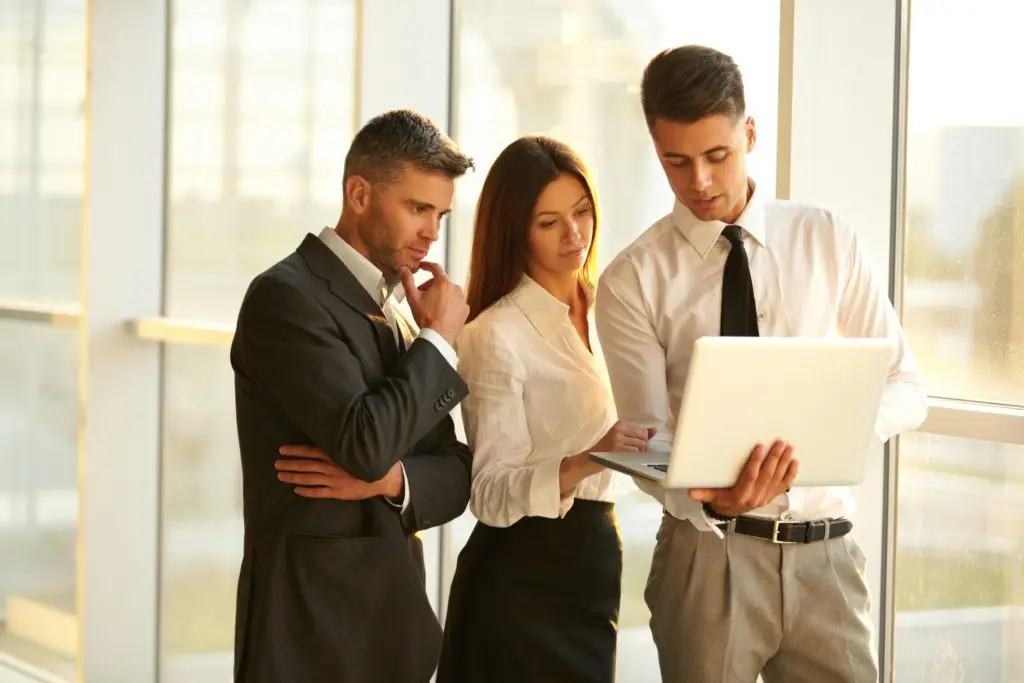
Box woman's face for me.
[526,173,594,280]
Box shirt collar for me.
[508,274,594,339]
[671,178,766,258]
[318,227,405,304]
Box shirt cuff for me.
[657,488,725,538]
[384,461,411,513]
[529,456,576,519]
[698,503,726,539]
[416,328,458,368]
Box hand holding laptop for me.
[688,440,798,517]
[590,337,889,490]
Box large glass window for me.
[896,2,1024,681]
[165,0,358,321]
[449,0,779,281]
[161,1,357,680]
[901,0,1024,406]
[893,432,1024,683]
[0,0,83,674]
[0,0,85,304]
[0,323,78,672]
[446,1,780,677]
[161,345,242,682]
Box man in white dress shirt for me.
[595,45,928,683]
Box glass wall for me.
[0,0,84,675]
[900,0,1024,406]
[2,2,1024,681]
[894,1,1024,681]
[448,0,779,281]
[160,1,358,680]
[894,433,1024,683]
[166,0,359,319]
[0,0,84,302]
[445,1,780,677]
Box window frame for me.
[6,1,1024,681]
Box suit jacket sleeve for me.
[400,416,473,533]
[236,274,471,528]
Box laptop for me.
[591,336,893,489]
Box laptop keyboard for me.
[649,463,669,473]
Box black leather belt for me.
[716,516,852,544]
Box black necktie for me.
[720,225,759,337]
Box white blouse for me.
[454,275,618,528]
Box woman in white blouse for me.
[437,136,652,683]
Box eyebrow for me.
[535,193,590,217]
[661,145,731,161]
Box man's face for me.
[650,114,756,224]
[354,165,455,280]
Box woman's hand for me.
[559,421,657,496]
[592,421,657,453]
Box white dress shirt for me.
[595,182,928,533]
[455,275,618,528]
[317,227,458,511]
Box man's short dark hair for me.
[343,109,474,185]
[640,45,746,128]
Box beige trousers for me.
[645,514,878,683]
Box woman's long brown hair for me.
[465,136,601,322]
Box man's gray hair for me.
[343,109,474,184]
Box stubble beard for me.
[363,205,403,282]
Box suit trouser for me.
[645,513,878,683]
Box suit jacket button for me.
[445,389,455,399]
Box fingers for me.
[780,456,799,491]
[729,443,766,505]
[293,486,331,498]
[613,422,654,452]
[277,471,332,487]
[615,434,649,451]
[275,458,333,474]
[278,445,330,461]
[292,484,375,500]
[755,442,793,506]
[767,443,794,489]
[749,441,785,505]
[691,442,798,514]
[619,423,650,440]
[416,260,448,280]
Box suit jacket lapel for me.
[296,233,400,366]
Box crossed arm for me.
[237,275,472,532]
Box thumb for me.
[688,488,714,502]
[400,268,419,304]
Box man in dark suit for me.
[230,109,475,683]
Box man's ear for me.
[344,175,372,214]
[745,116,757,154]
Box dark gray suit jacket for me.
[229,233,472,683]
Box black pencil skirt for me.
[437,500,623,683]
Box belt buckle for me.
[771,520,797,544]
